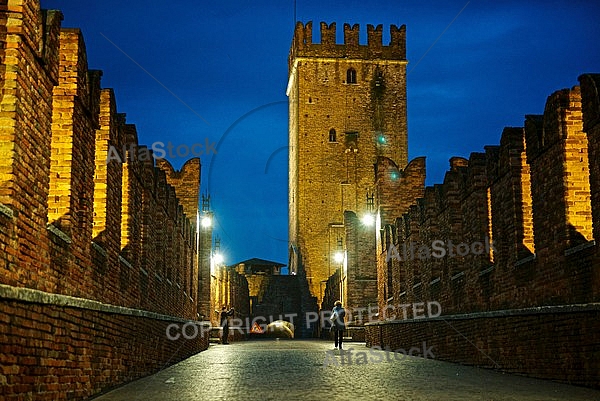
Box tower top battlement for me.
[289,21,406,71]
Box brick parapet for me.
[579,73,600,300]
[369,79,600,387]
[366,305,600,389]
[375,79,599,320]
[0,283,209,400]
[0,0,61,292]
[0,2,209,397]
[289,22,406,72]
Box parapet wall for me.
[0,1,206,399]
[368,78,600,388]
[289,21,406,72]
[375,83,598,315]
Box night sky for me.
[41,0,600,271]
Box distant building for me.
[231,258,285,313]
[232,258,286,277]
[287,21,410,309]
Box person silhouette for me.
[219,306,235,344]
[330,300,346,350]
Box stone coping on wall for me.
[0,202,14,219]
[365,303,600,326]
[565,240,596,256]
[91,241,107,257]
[46,223,72,244]
[0,283,209,326]
[119,255,133,269]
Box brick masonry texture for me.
[366,78,600,388]
[288,21,408,307]
[0,285,209,399]
[209,266,250,341]
[0,1,208,399]
[365,307,600,389]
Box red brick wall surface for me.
[366,308,600,388]
[0,1,208,399]
[0,295,209,400]
[369,79,600,387]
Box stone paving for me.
[92,339,600,400]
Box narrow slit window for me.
[329,128,337,142]
[346,68,357,84]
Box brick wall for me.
[343,211,378,316]
[195,212,212,320]
[367,78,600,387]
[374,156,426,316]
[366,307,600,388]
[209,267,250,328]
[0,1,208,399]
[579,73,600,300]
[92,89,125,304]
[485,127,534,308]
[288,21,408,304]
[48,28,101,299]
[322,267,342,313]
[0,286,209,400]
[0,0,61,292]
[156,158,201,220]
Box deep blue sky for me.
[42,0,600,270]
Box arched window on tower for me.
[329,128,337,142]
[346,68,357,84]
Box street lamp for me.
[362,191,376,226]
[213,253,224,265]
[361,213,375,227]
[201,215,212,228]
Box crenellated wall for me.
[367,80,600,388]
[156,158,201,221]
[0,0,62,292]
[0,1,208,399]
[48,28,102,299]
[289,21,406,70]
[579,73,600,300]
[484,127,534,307]
[288,21,409,305]
[92,89,126,303]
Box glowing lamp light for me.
[377,135,386,145]
[390,171,399,180]
[213,253,224,265]
[201,215,212,228]
[361,214,375,227]
[334,251,344,264]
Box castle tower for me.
[287,22,408,304]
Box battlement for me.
[289,21,406,70]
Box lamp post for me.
[362,191,375,226]
[198,194,213,322]
[334,236,344,266]
[212,251,224,268]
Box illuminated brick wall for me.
[288,22,408,306]
[368,79,600,388]
[0,1,208,399]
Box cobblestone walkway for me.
[92,340,600,400]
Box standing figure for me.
[219,306,235,344]
[330,300,346,350]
